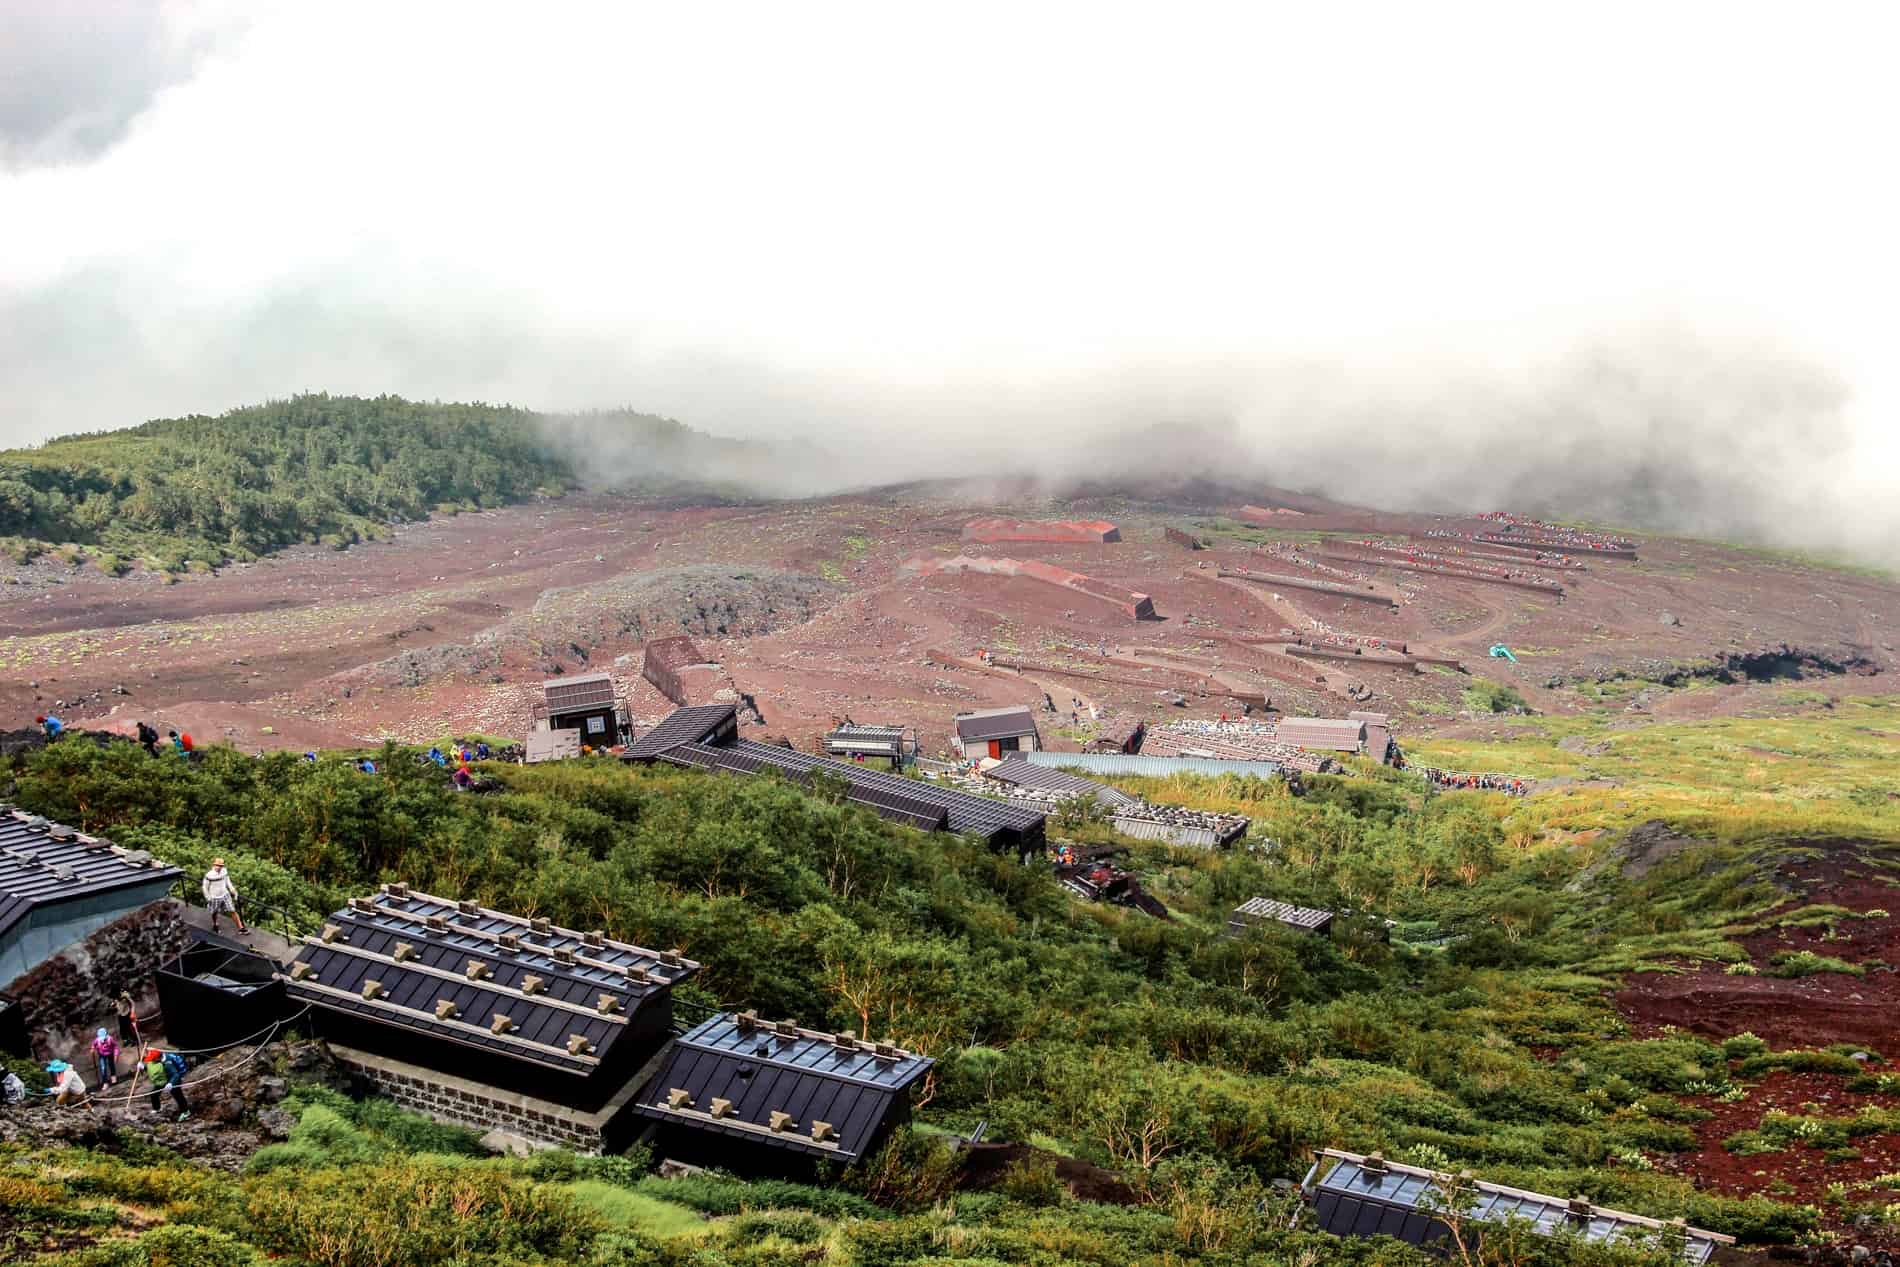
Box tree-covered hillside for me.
[0,394,574,567]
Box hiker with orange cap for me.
[142,1047,190,1120]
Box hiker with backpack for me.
[142,1048,190,1120]
[91,1027,122,1087]
[136,720,160,756]
[202,859,248,937]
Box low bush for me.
[1767,950,1865,978]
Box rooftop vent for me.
[736,1010,760,1033]
[23,816,48,831]
[425,914,447,933]
[873,1042,899,1063]
[288,961,315,981]
[811,1120,837,1144]
[596,993,622,1015]
[392,942,417,963]
[349,897,376,913]
[553,946,575,966]
[319,924,346,944]
[497,933,520,953]
[456,899,478,915]
[623,965,650,984]
[768,1111,796,1134]
[48,825,76,842]
[121,849,153,867]
[520,974,546,996]
[1568,1197,1594,1223]
[583,930,604,948]
[709,1097,734,1119]
[660,949,683,967]
[774,1020,798,1040]
[464,959,492,981]
[50,863,77,882]
[566,1034,595,1056]
[435,999,460,1020]
[361,979,387,1001]
[667,1088,695,1110]
[490,1013,516,1035]
[530,917,551,936]
[832,1030,858,1053]
[383,882,410,899]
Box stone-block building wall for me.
[5,900,191,1063]
[332,1045,614,1153]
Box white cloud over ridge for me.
[1,1,1895,557]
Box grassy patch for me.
[559,1180,706,1237]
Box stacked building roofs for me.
[1,806,182,985]
[628,705,1047,853]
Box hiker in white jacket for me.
[202,859,248,937]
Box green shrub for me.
[1767,949,1865,977]
[1721,1032,1769,1060]
[631,1174,881,1220]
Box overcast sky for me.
[2,2,1895,554]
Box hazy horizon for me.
[3,2,1896,559]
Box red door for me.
[988,740,1001,760]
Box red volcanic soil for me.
[0,487,1894,754]
[1662,1070,1900,1250]
[1619,842,1900,1049]
[1617,841,1900,1250]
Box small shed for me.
[1273,718,1367,754]
[540,673,626,745]
[632,1011,933,1176]
[1348,711,1394,764]
[1,806,182,986]
[1228,897,1335,937]
[280,884,700,1111]
[952,706,1041,759]
[823,724,914,768]
[1303,1149,1732,1264]
[157,943,290,1052]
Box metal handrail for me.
[169,878,313,952]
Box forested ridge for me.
[0,395,713,569]
[8,713,1897,1265]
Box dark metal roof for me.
[543,672,618,714]
[630,709,1046,849]
[624,705,739,759]
[982,758,1136,807]
[1231,897,1334,931]
[633,1013,933,1161]
[1305,1150,1731,1264]
[954,707,1039,743]
[281,886,701,1075]
[0,806,182,944]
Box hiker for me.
[357,758,377,774]
[136,720,160,756]
[168,730,183,754]
[1,1068,23,1106]
[115,991,139,1048]
[141,1048,190,1120]
[202,858,248,936]
[427,746,447,768]
[91,1027,122,1087]
[36,714,63,741]
[452,764,474,790]
[475,741,490,760]
[48,1059,91,1108]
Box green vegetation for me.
[7,714,1899,1262]
[1463,678,1531,714]
[0,394,573,568]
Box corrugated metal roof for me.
[1023,751,1283,779]
[1232,897,1333,930]
[954,707,1039,743]
[982,758,1137,806]
[282,887,700,1075]
[1307,1150,1730,1264]
[624,705,739,759]
[0,806,183,944]
[1274,718,1366,750]
[632,1013,932,1161]
[543,673,618,714]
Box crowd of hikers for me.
[3,984,196,1121]
[1411,764,1530,795]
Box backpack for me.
[161,1052,188,1082]
[1,1071,23,1104]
